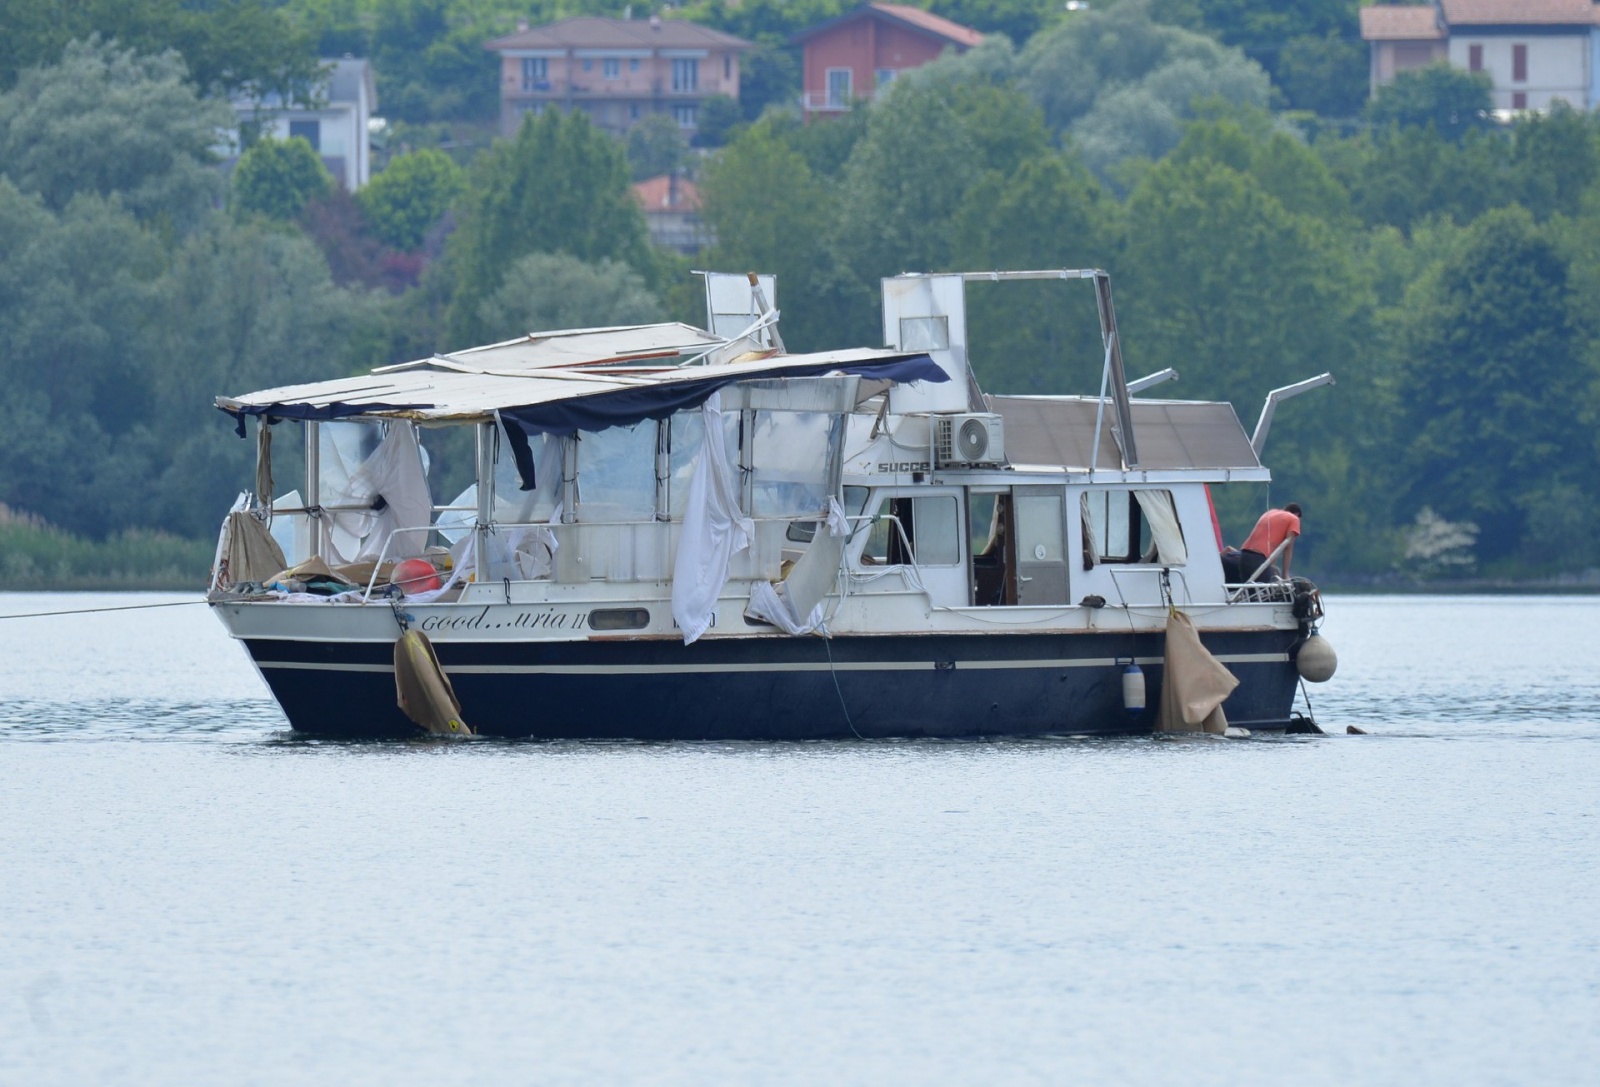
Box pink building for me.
[792,3,984,117]
[485,16,751,138]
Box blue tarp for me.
[221,352,947,491]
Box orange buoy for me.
[393,557,441,595]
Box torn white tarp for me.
[344,421,433,562]
[671,391,753,644]
[744,497,848,634]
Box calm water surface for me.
[1,593,1597,1084]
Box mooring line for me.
[0,600,207,621]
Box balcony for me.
[800,92,852,113]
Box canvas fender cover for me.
[394,629,473,736]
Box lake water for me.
[1,593,1597,1084]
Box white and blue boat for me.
[209,270,1333,739]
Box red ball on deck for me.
[393,558,441,595]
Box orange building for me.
[485,15,751,138]
[792,3,984,117]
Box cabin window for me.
[860,495,960,566]
[589,608,649,630]
[668,409,739,519]
[577,424,656,522]
[1513,43,1527,82]
[788,485,867,543]
[1080,489,1187,567]
[899,316,948,351]
[751,410,833,517]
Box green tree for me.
[231,136,334,220]
[1368,63,1493,142]
[477,252,664,341]
[694,94,743,148]
[700,119,839,350]
[1396,205,1590,565]
[1161,0,1364,116]
[626,113,690,181]
[1509,103,1600,222]
[950,152,1114,394]
[371,0,502,121]
[0,38,232,228]
[448,107,651,344]
[0,0,320,101]
[1275,32,1367,118]
[1017,0,1271,179]
[356,147,464,250]
[835,79,1049,285]
[1119,154,1381,567]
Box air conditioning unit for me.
[933,413,1005,467]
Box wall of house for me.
[1449,32,1589,109]
[497,47,740,137]
[803,19,952,107]
[1369,39,1448,94]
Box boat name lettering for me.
[419,607,581,632]
[876,461,930,473]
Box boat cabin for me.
[214,270,1292,637]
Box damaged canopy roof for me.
[217,321,947,436]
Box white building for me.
[1361,1,1600,112]
[231,58,378,191]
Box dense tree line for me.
[3,1,1599,581]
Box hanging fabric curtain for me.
[341,421,433,562]
[671,392,753,644]
[1134,490,1187,565]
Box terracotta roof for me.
[1440,0,1596,24]
[486,16,751,53]
[1360,6,1446,39]
[792,3,985,48]
[632,175,701,213]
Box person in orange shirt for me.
[1240,503,1301,581]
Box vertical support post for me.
[1093,272,1139,468]
[739,409,755,513]
[561,434,578,524]
[655,418,671,521]
[473,422,494,583]
[304,420,321,560]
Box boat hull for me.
[239,627,1303,740]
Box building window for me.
[630,58,640,72]
[671,58,698,92]
[603,57,620,79]
[582,58,593,72]
[1513,91,1528,109]
[520,57,547,91]
[874,68,896,93]
[826,67,852,108]
[1513,43,1527,82]
[289,119,320,151]
[724,55,731,79]
[673,103,698,129]
[1468,44,1482,72]
[630,102,640,120]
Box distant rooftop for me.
[485,16,752,53]
[792,3,985,48]
[1440,0,1597,25]
[1359,6,1445,40]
